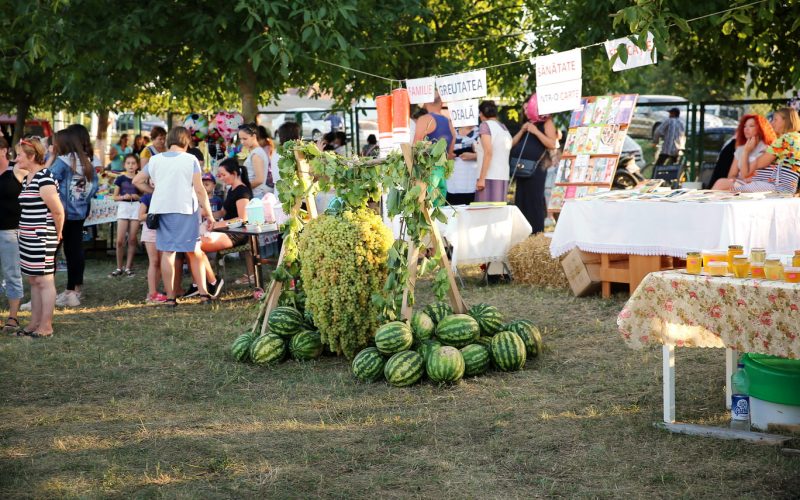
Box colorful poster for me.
[592,96,611,124]
[615,95,637,124]
[548,186,565,210]
[585,127,600,154]
[563,128,578,155]
[569,100,586,127]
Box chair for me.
[215,244,251,284]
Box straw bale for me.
[507,233,569,288]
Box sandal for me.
[108,268,124,277]
[234,274,255,285]
[29,331,53,338]
[3,317,19,333]
[162,298,178,308]
[12,328,35,337]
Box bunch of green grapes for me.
[298,208,393,359]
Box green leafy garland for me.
[272,139,454,324]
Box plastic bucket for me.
[742,353,800,430]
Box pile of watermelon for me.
[230,306,325,365]
[352,302,543,387]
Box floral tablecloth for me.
[618,270,800,359]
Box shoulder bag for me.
[509,127,550,181]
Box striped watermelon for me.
[476,336,493,350]
[290,330,324,360]
[250,333,287,365]
[436,314,480,348]
[231,332,256,362]
[491,331,526,372]
[503,320,543,357]
[352,347,386,382]
[460,343,491,377]
[374,321,414,355]
[410,311,435,343]
[384,350,424,387]
[417,339,442,364]
[468,303,504,336]
[426,346,465,383]
[423,302,453,324]
[268,306,305,337]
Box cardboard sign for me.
[406,77,436,104]
[447,99,479,127]
[436,69,487,103]
[536,79,582,115]
[535,49,582,86]
[604,33,656,72]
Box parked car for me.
[628,95,723,139]
[0,115,53,140]
[270,108,333,141]
[115,113,168,134]
[621,134,646,169]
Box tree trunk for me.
[96,110,110,165]
[239,60,258,123]
[12,96,30,147]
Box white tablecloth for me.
[390,205,532,269]
[550,198,800,258]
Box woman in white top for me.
[475,100,512,202]
[134,127,214,306]
[446,126,479,205]
[238,123,269,198]
[712,114,776,190]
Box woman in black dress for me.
[509,94,559,234]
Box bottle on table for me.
[730,362,751,431]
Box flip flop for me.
[29,331,53,338]
[2,317,19,333]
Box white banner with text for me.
[536,79,583,115]
[436,69,487,103]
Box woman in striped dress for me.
[14,138,64,338]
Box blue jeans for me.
[0,229,23,299]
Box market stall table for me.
[213,226,280,290]
[390,204,532,274]
[550,196,800,297]
[618,270,800,425]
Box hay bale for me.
[508,234,569,288]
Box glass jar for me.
[732,256,750,278]
[784,266,800,283]
[727,245,744,268]
[793,251,800,268]
[706,261,729,276]
[764,258,784,281]
[702,249,728,269]
[751,264,766,279]
[686,252,702,274]
[750,248,766,266]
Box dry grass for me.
[507,234,569,289]
[0,256,799,498]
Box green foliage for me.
[297,209,393,359]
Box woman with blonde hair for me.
[738,107,800,193]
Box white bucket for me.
[750,396,800,431]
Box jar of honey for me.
[686,252,702,274]
[727,245,744,268]
[793,251,800,268]
[702,249,728,269]
[751,264,766,279]
[765,257,784,281]
[784,266,800,283]
[706,261,729,276]
[732,256,750,278]
[750,248,766,266]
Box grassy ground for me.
[1,256,799,498]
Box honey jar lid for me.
[733,255,749,261]
[728,245,743,250]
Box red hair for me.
[735,114,776,147]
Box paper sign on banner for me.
[604,33,657,72]
[447,99,479,127]
[436,69,487,102]
[535,49,582,86]
[406,77,436,104]
[536,79,583,115]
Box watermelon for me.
[423,302,453,324]
[250,333,287,365]
[231,332,256,362]
[410,311,435,343]
[290,330,324,360]
[468,303,504,336]
[426,346,465,383]
[503,320,543,357]
[491,331,526,372]
[384,350,424,387]
[374,321,414,355]
[352,347,386,382]
[268,306,305,337]
[417,339,443,363]
[460,343,490,377]
[476,336,493,350]
[436,314,480,348]
[303,310,315,329]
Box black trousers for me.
[61,219,86,290]
[514,168,547,234]
[446,192,475,205]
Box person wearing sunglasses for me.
[13,138,65,337]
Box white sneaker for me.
[20,301,31,311]
[57,291,81,307]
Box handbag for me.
[509,126,550,181]
[146,213,160,230]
